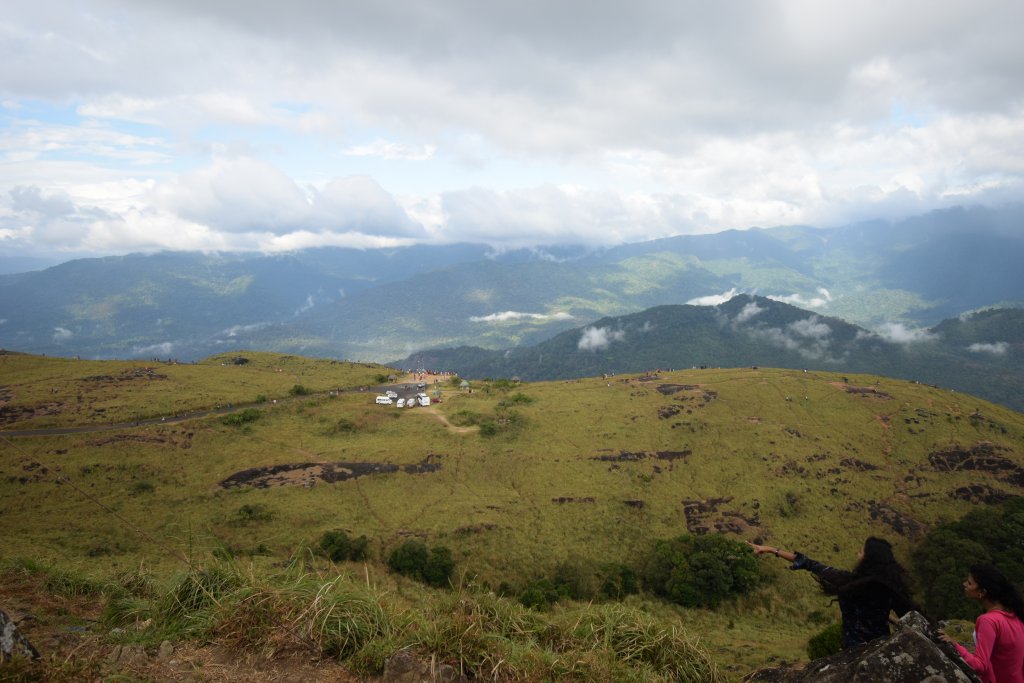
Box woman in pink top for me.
[941,564,1024,683]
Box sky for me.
[2,0,1023,263]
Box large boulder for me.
[744,612,980,682]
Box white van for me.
[417,393,430,407]
[396,398,405,408]
[375,395,392,405]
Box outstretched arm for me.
[746,541,797,562]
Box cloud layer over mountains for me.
[3,1,1024,261]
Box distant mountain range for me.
[395,294,1024,411]
[1,205,1022,374]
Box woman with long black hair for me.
[940,564,1024,683]
[747,537,918,648]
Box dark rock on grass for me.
[743,612,979,682]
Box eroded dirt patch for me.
[220,455,442,489]
[0,402,66,425]
[87,430,194,449]
[552,496,595,504]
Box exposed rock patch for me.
[682,496,760,535]
[552,496,595,504]
[839,457,880,472]
[928,442,1024,487]
[220,456,442,489]
[949,484,1011,504]
[592,450,691,463]
[743,611,978,682]
[867,502,927,538]
[841,386,893,399]
[656,384,699,395]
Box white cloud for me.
[743,316,839,361]
[789,317,832,339]
[578,326,626,351]
[967,341,1009,355]
[52,327,73,341]
[874,322,939,344]
[768,288,833,309]
[2,1,1024,258]
[344,139,436,161]
[735,302,764,323]
[133,341,174,356]
[294,295,315,316]
[221,322,272,337]
[469,311,573,323]
[688,288,739,306]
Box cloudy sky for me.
[2,0,1023,262]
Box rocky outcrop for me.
[382,649,467,683]
[744,612,980,682]
[1,607,40,662]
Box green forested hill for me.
[2,351,1023,675]
[399,295,1024,412]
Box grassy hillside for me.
[2,351,1023,678]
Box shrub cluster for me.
[912,496,1024,619]
[640,534,761,608]
[318,530,369,563]
[387,540,454,588]
[221,408,260,426]
[516,559,639,609]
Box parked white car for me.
[417,393,431,406]
[375,395,393,405]
[396,398,406,407]
[385,390,398,398]
[406,399,415,408]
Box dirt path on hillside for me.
[420,405,477,434]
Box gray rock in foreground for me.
[744,612,981,683]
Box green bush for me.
[641,534,762,608]
[319,530,369,562]
[912,496,1024,619]
[806,622,843,659]
[499,392,534,406]
[221,408,261,426]
[387,540,454,588]
[519,578,567,609]
[234,504,275,525]
[289,384,311,396]
[478,420,499,437]
[423,546,455,588]
[255,394,268,403]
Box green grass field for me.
[2,351,1022,678]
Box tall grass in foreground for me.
[97,558,723,681]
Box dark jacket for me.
[791,552,916,648]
